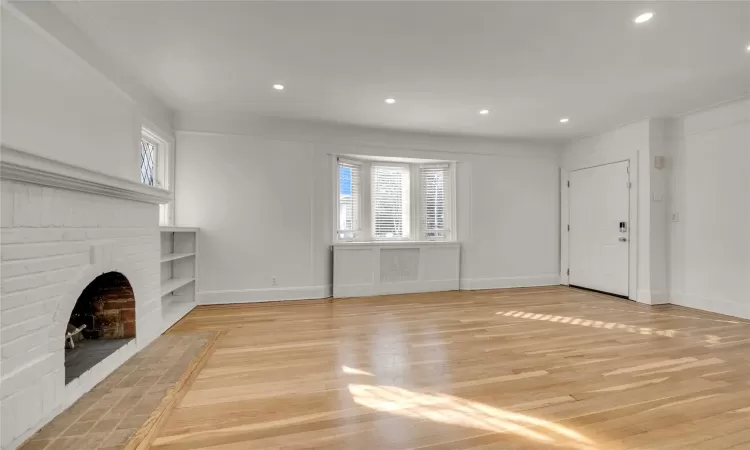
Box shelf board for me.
[160,226,198,233]
[161,299,196,332]
[160,252,196,263]
[161,277,195,296]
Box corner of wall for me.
[648,119,669,298]
[9,1,175,136]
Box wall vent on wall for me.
[380,248,420,283]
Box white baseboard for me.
[334,279,459,298]
[635,289,670,305]
[649,290,670,305]
[198,285,332,304]
[670,291,749,320]
[459,274,560,291]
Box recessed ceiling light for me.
[273,84,284,90]
[746,43,750,52]
[560,117,570,124]
[634,12,654,24]
[385,98,396,104]
[479,109,490,115]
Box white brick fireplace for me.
[0,147,172,449]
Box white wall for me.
[175,113,561,302]
[14,1,174,136]
[174,132,323,301]
[1,5,173,182]
[667,98,750,319]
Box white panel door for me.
[569,161,630,296]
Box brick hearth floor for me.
[19,332,212,450]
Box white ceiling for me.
[55,1,750,141]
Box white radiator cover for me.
[333,242,460,298]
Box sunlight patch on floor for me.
[493,310,724,344]
[348,383,597,450]
[495,310,679,337]
[342,365,375,376]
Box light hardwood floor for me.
[149,287,750,450]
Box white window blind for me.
[419,164,451,240]
[337,159,362,239]
[372,165,410,239]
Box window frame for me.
[418,163,455,241]
[141,126,174,226]
[336,157,364,241]
[332,155,456,243]
[140,130,160,188]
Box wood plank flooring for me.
[150,287,750,450]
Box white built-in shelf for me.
[160,252,196,263]
[160,227,198,331]
[160,226,199,233]
[161,300,196,332]
[161,277,195,297]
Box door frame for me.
[560,157,639,301]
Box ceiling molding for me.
[174,112,561,159]
[1,146,172,204]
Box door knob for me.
[619,237,628,242]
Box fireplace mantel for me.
[1,146,172,204]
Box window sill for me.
[333,241,459,248]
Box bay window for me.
[335,156,455,242]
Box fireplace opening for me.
[64,272,135,384]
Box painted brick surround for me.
[0,147,171,450]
